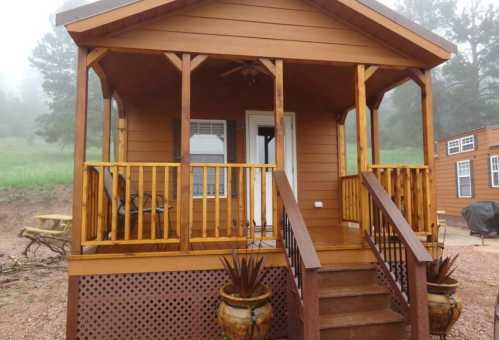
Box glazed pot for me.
[427,279,463,337]
[218,284,273,340]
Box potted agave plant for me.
[427,254,463,338]
[218,252,273,340]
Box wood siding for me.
[435,127,499,217]
[83,0,420,67]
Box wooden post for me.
[102,97,111,162]
[180,53,191,251]
[338,123,346,177]
[302,268,320,339]
[274,60,285,171]
[369,95,383,165]
[117,118,127,162]
[71,47,89,256]
[355,65,370,233]
[407,255,431,340]
[421,70,437,241]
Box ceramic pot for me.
[218,284,273,340]
[427,279,463,337]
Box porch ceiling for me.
[99,52,410,114]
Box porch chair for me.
[101,168,171,240]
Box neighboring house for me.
[56,0,455,339]
[435,126,499,220]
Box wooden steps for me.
[318,263,409,340]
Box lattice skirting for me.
[375,262,409,320]
[74,267,289,340]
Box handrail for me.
[274,172,321,270]
[361,171,431,340]
[362,172,432,263]
[274,171,321,339]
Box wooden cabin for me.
[57,0,455,339]
[436,126,499,222]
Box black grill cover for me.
[462,202,499,235]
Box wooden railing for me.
[371,165,433,234]
[189,163,278,243]
[81,162,279,248]
[340,175,360,223]
[82,162,181,246]
[274,171,321,339]
[362,172,432,340]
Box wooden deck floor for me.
[309,224,364,250]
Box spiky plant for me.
[427,254,459,284]
[220,252,267,298]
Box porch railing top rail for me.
[370,164,429,170]
[361,171,432,263]
[274,171,320,270]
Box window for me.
[491,156,499,188]
[190,120,226,197]
[461,135,475,152]
[447,139,460,155]
[456,160,472,198]
[447,135,475,155]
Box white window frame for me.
[490,155,499,188]
[190,119,227,199]
[447,135,475,155]
[460,135,475,152]
[456,160,472,198]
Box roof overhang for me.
[56,0,456,66]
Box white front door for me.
[246,111,297,228]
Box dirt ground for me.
[0,187,498,339]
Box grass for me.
[346,144,424,175]
[0,137,424,189]
[0,137,99,189]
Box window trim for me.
[447,135,475,155]
[490,155,499,188]
[190,119,228,199]
[456,160,472,198]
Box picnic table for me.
[19,214,72,256]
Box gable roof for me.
[56,0,456,55]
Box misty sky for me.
[0,0,433,95]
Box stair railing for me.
[274,171,321,340]
[361,172,432,340]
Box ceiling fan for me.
[220,60,272,84]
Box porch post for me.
[274,60,285,171]
[180,53,192,251]
[102,97,112,162]
[354,65,370,233]
[337,122,347,177]
[369,94,384,165]
[421,70,437,241]
[72,47,89,256]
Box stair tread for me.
[320,310,404,330]
[320,284,389,298]
[319,263,377,273]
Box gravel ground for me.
[0,187,498,339]
[443,245,499,340]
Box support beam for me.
[117,118,127,162]
[259,58,276,77]
[365,65,380,82]
[274,60,285,171]
[92,63,112,99]
[355,64,370,233]
[87,48,109,68]
[72,47,89,255]
[164,52,182,72]
[420,70,437,241]
[102,97,112,162]
[180,53,192,251]
[369,94,384,165]
[190,54,208,72]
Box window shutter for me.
[455,162,459,198]
[227,120,238,197]
[488,155,492,188]
[173,118,181,161]
[470,160,475,198]
[474,135,478,150]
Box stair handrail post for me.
[407,254,430,340]
[302,264,320,340]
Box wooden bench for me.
[19,214,72,256]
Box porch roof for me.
[56,0,456,66]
